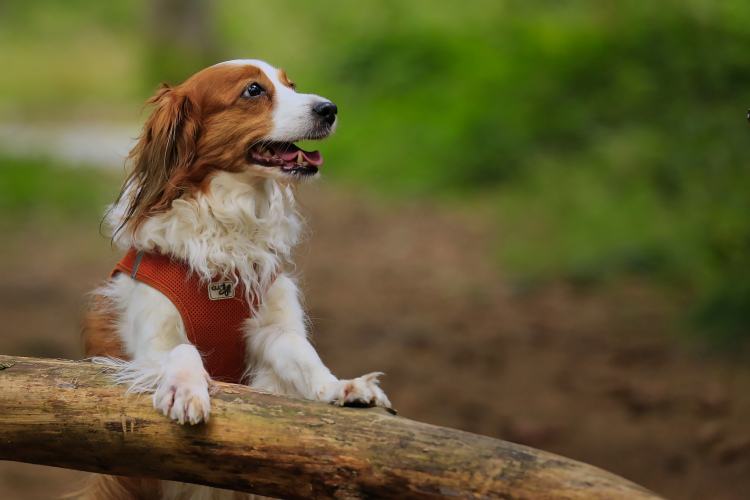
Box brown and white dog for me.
[79,59,390,499]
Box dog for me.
[79,59,391,499]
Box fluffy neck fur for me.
[108,171,303,305]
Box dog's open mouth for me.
[249,143,322,175]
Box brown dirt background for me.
[1,184,749,500]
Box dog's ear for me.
[115,84,203,233]
[136,84,201,177]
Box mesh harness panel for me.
[111,248,263,384]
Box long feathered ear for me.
[111,84,202,237]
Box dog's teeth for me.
[296,151,304,164]
[262,149,272,157]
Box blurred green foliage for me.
[0,156,119,231]
[0,0,748,342]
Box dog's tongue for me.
[273,143,323,167]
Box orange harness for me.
[112,249,262,384]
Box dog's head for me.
[117,59,337,230]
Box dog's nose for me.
[313,101,337,125]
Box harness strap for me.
[131,250,145,279]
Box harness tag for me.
[208,281,235,300]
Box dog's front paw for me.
[316,372,391,408]
[154,373,212,425]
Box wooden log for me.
[0,355,663,499]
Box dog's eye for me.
[242,83,265,98]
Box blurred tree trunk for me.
[143,0,219,86]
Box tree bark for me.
[0,355,663,500]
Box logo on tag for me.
[209,281,235,300]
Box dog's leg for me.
[246,274,391,408]
[100,275,212,424]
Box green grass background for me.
[1,0,748,343]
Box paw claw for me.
[155,374,212,425]
[317,372,391,408]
